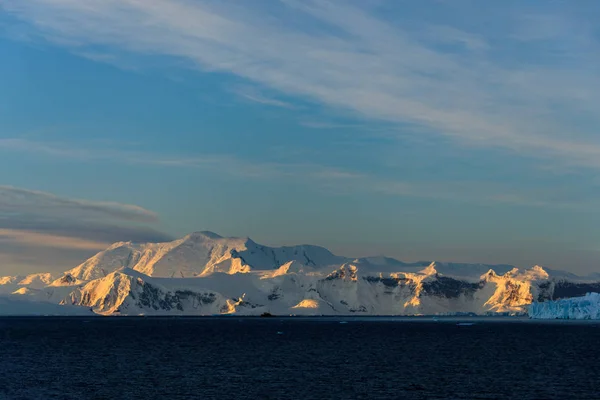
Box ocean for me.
[1,317,599,399]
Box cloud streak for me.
[0,185,158,223]
[2,138,593,211]
[1,0,599,169]
[0,185,172,275]
[231,86,296,109]
[0,229,107,251]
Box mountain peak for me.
[326,263,359,281]
[480,269,498,281]
[420,262,438,276]
[185,231,223,240]
[523,265,549,280]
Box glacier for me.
[1,231,599,316]
[528,293,600,320]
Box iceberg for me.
[528,292,600,320]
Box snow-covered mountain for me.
[0,273,55,290]
[1,231,599,316]
[65,231,344,280]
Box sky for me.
[0,0,599,275]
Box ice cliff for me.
[528,292,600,320]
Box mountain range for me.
[1,231,598,316]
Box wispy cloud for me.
[0,138,90,158]
[512,14,574,42]
[299,120,375,130]
[0,138,593,210]
[0,229,107,251]
[0,185,159,223]
[425,25,489,50]
[0,185,172,274]
[2,0,599,169]
[231,85,296,109]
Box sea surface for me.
[1,317,599,399]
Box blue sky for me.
[0,0,599,274]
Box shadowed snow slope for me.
[0,295,93,316]
[2,231,600,316]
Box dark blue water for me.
[1,317,599,399]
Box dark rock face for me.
[325,265,357,281]
[60,274,76,284]
[421,277,480,299]
[552,281,600,300]
[362,275,481,300]
[505,281,533,306]
[136,282,175,311]
[536,281,554,302]
[362,276,407,287]
[268,286,282,301]
[134,280,217,311]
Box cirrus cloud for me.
[0,0,599,170]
